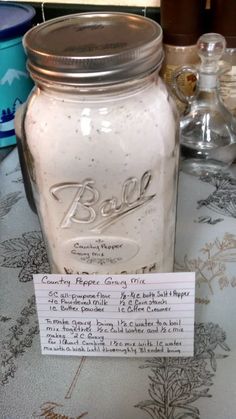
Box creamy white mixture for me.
[25,75,178,274]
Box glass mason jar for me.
[21,12,179,275]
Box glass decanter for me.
[173,32,236,176]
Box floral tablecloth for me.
[1,148,236,419]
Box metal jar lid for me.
[23,12,163,85]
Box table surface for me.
[1,148,236,419]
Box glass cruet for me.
[172,32,236,176]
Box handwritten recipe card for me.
[34,273,195,357]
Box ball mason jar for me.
[22,12,179,275]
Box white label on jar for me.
[70,237,139,266]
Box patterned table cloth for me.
[1,148,236,419]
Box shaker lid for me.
[160,0,206,46]
[0,3,35,41]
[23,12,163,85]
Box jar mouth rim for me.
[24,12,163,85]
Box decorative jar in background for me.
[160,0,206,114]
[21,13,179,275]
[211,0,236,117]
[0,3,35,148]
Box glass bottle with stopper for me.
[173,32,236,176]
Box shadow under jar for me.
[22,12,179,275]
